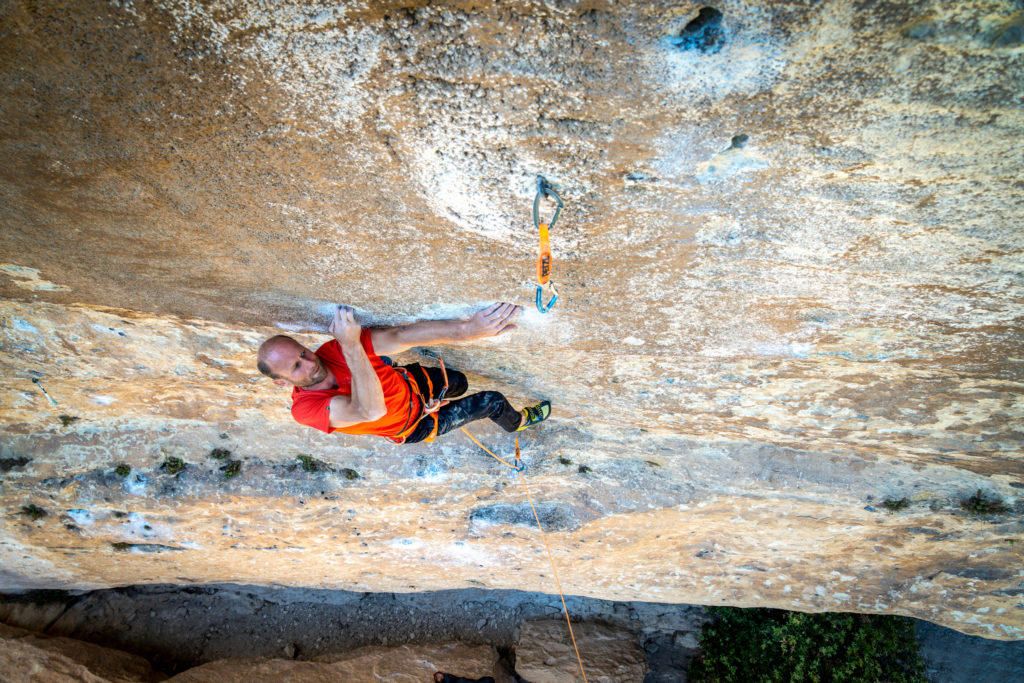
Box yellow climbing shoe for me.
[517,400,551,431]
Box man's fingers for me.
[491,305,519,327]
[484,302,517,322]
[498,303,520,320]
[334,306,356,325]
[496,323,518,335]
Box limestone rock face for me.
[515,619,647,683]
[170,643,505,682]
[1,0,1023,640]
[0,622,163,683]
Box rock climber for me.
[256,303,551,444]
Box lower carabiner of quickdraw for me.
[536,282,558,313]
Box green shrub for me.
[689,607,926,683]
[297,455,318,472]
[209,448,231,460]
[160,457,186,475]
[114,465,131,477]
[882,498,909,512]
[20,504,47,520]
[220,460,241,478]
[961,489,1009,515]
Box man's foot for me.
[516,400,551,431]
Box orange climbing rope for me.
[459,427,521,470]
[460,428,588,682]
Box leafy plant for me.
[20,504,47,520]
[961,489,1009,515]
[558,456,573,466]
[341,468,359,481]
[297,455,318,472]
[160,457,186,476]
[220,460,241,478]
[578,465,592,474]
[882,498,910,512]
[689,607,926,683]
[58,415,79,427]
[114,465,131,477]
[209,448,231,460]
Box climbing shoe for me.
[517,400,551,431]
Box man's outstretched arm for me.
[371,302,522,355]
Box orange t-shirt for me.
[290,329,418,437]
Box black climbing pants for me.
[401,363,522,443]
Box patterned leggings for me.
[402,364,522,444]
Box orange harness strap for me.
[389,358,449,444]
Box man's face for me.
[265,339,329,388]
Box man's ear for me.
[273,379,289,387]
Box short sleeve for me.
[291,392,333,434]
[360,327,377,358]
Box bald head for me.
[257,335,298,378]
[257,335,329,387]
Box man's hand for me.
[464,302,522,339]
[328,306,362,346]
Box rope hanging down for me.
[460,428,588,682]
[533,176,563,314]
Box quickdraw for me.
[533,176,563,314]
[31,377,59,406]
[460,427,524,472]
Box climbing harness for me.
[533,176,563,314]
[389,357,449,444]
[460,429,589,682]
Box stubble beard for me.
[297,363,329,388]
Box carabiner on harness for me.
[422,356,449,415]
[534,176,563,314]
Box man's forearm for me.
[390,319,473,347]
[340,340,387,420]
